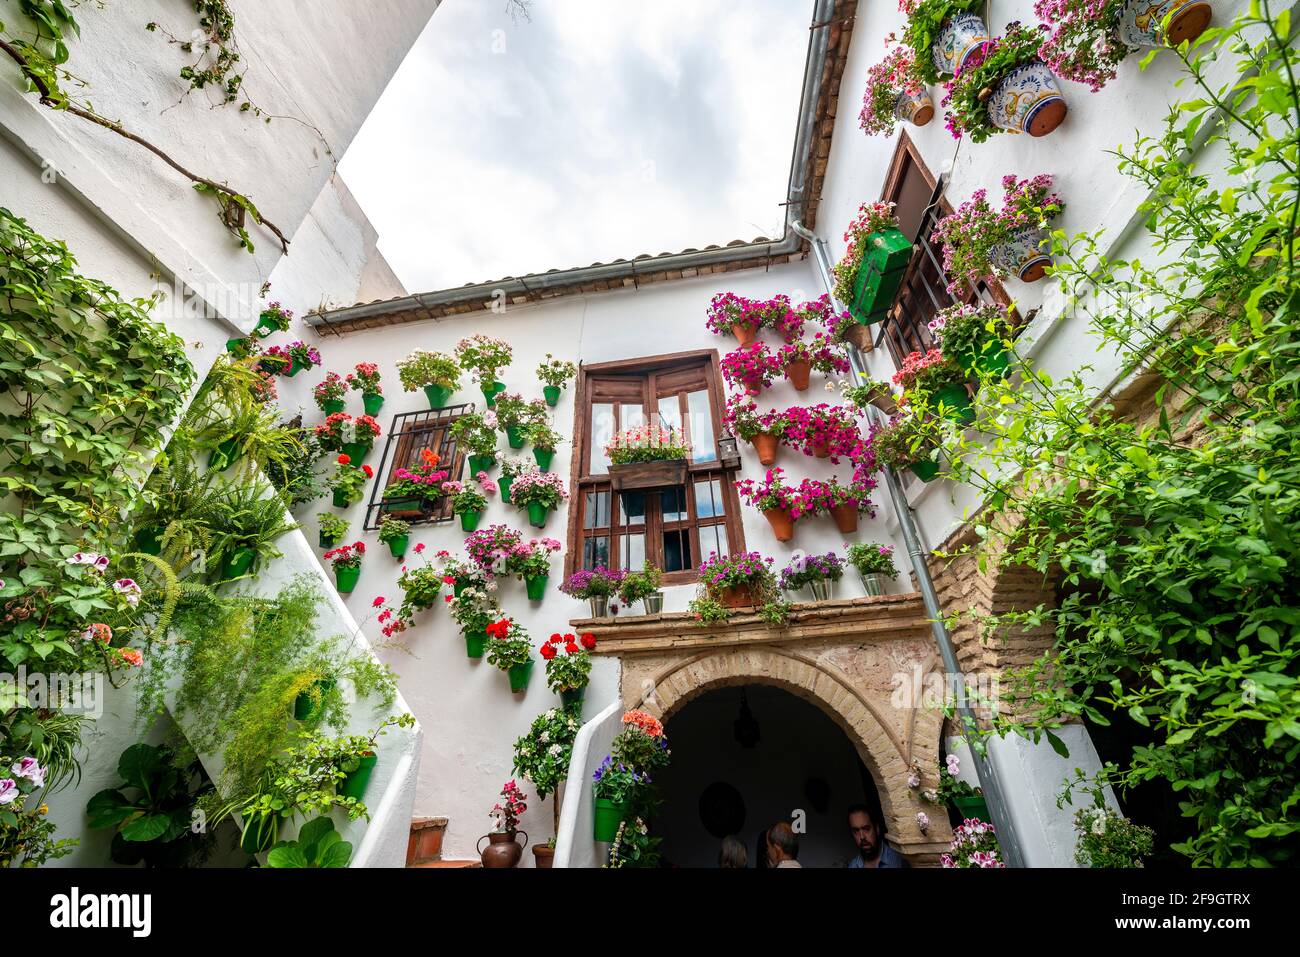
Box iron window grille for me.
[363,403,473,531]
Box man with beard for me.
[847,804,908,868]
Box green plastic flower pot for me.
[225,337,246,354]
[254,313,281,338]
[499,476,513,504]
[593,798,627,843]
[533,448,554,472]
[322,399,345,415]
[543,384,561,407]
[339,752,378,801]
[341,440,372,463]
[335,565,361,594]
[332,489,351,508]
[525,573,548,601]
[976,345,1010,378]
[953,795,991,824]
[507,658,534,694]
[460,509,483,532]
[560,686,585,711]
[932,383,975,424]
[134,527,163,556]
[363,393,385,416]
[209,439,239,471]
[387,535,409,559]
[526,501,549,529]
[465,630,487,658]
[319,530,340,549]
[221,547,256,580]
[909,459,941,482]
[505,424,526,449]
[468,453,496,475]
[293,678,336,721]
[424,383,454,409]
[482,380,506,408]
[285,359,303,378]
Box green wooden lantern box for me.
[850,228,913,326]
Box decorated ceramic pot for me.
[988,60,1068,137]
[1117,0,1213,49]
[893,88,935,127]
[931,12,988,78]
[990,225,1052,283]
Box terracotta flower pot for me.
[843,323,874,352]
[751,432,778,466]
[478,829,527,868]
[785,359,811,391]
[829,502,859,534]
[810,438,831,459]
[533,844,556,869]
[718,584,758,608]
[731,323,757,347]
[763,507,794,542]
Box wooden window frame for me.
[363,404,472,530]
[564,349,744,587]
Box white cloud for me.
[339,0,812,294]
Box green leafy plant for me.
[537,354,577,389]
[266,816,352,868]
[485,616,532,672]
[942,22,1051,143]
[318,513,349,543]
[512,704,583,800]
[524,422,563,453]
[618,564,662,604]
[1073,803,1155,869]
[396,349,460,392]
[449,412,499,456]
[846,542,899,578]
[899,0,985,84]
[207,480,298,578]
[377,517,409,545]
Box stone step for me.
[409,859,482,868]
[407,816,449,866]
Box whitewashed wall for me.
[274,261,918,863]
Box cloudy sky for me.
[339,0,813,293]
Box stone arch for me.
[629,646,952,863]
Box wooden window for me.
[565,351,743,586]
[363,404,472,530]
[876,131,1011,365]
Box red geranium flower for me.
[363,465,374,478]
[337,453,351,465]
[372,596,385,607]
[565,642,579,655]
[415,543,426,554]
[580,633,596,650]
[540,644,557,660]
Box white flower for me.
[945,754,960,776]
[112,578,142,606]
[549,744,563,757]
[538,731,550,744]
[916,811,929,832]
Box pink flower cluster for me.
[465,524,525,573]
[860,47,924,137]
[1034,0,1128,91]
[941,819,1006,868]
[721,342,782,395]
[779,332,851,375]
[780,403,863,462]
[892,348,947,389]
[737,468,876,521]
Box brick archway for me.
[577,595,956,864]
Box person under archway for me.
[847,803,908,868]
[719,835,748,869]
[766,821,801,868]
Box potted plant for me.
[720,341,782,396]
[447,581,500,658]
[559,566,626,617]
[525,423,563,471]
[253,300,293,338]
[322,541,365,593]
[605,424,690,495]
[397,349,461,409]
[695,551,776,609]
[803,476,874,534]
[513,705,583,865]
[537,353,577,407]
[899,0,988,83]
[779,551,845,602]
[485,616,534,693]
[591,710,671,843]
[449,411,499,474]
[381,448,449,515]
[495,392,549,449]
[317,512,349,550]
[258,344,293,377]
[832,200,913,327]
[316,412,381,461]
[397,556,444,621]
[497,455,530,503]
[378,516,411,558]
[463,523,524,577]
[591,756,647,843]
[736,467,800,541]
[540,631,596,708]
[313,371,347,415]
[1073,803,1155,868]
[869,409,943,482]
[479,780,529,868]
[509,466,568,529]
[724,394,787,467]
[1035,0,1212,92]
[328,454,372,508]
[941,819,1005,868]
[266,817,353,868]
[840,376,898,416]
[333,714,416,804]
[933,174,1064,290]
[925,752,990,822]
[455,334,513,407]
[444,471,496,532]
[942,22,1067,141]
[846,542,900,595]
[618,563,664,614]
[506,536,563,601]
[778,332,850,391]
[893,348,972,423]
[781,403,863,462]
[209,481,299,580]
[347,361,385,416]
[929,302,1013,378]
[285,340,321,378]
[860,46,934,136]
[705,291,763,346]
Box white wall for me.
[274,261,919,862]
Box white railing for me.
[553,699,623,868]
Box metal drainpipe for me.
[791,219,1028,868]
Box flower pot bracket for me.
[607,458,688,494]
[851,228,913,325]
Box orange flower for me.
[420,448,441,467]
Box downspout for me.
[791,219,1028,868]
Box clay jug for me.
[478,830,527,868]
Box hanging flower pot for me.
[507,659,534,693]
[932,383,975,424]
[339,751,378,800]
[593,798,628,842]
[525,573,548,601]
[285,359,304,379]
[319,529,341,549]
[829,502,859,535]
[810,437,831,459]
[762,507,795,542]
[526,501,549,529]
[505,425,526,449]
[221,547,256,580]
[543,385,561,407]
[893,87,934,126]
[731,323,757,347]
[988,61,1068,138]
[953,794,992,824]
[910,458,942,482]
[560,685,586,711]
[363,392,385,416]
[335,565,361,594]
[467,453,496,475]
[341,440,372,463]
[459,510,483,532]
[424,383,454,409]
[208,438,239,471]
[718,584,758,608]
[1117,0,1211,48]
[478,830,527,868]
[482,381,507,408]
[465,630,487,658]
[751,432,778,466]
[499,476,513,504]
[293,677,336,721]
[322,399,346,416]
[990,225,1052,283]
[331,489,350,508]
[784,359,811,391]
[387,535,410,559]
[533,448,554,471]
[931,11,989,77]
